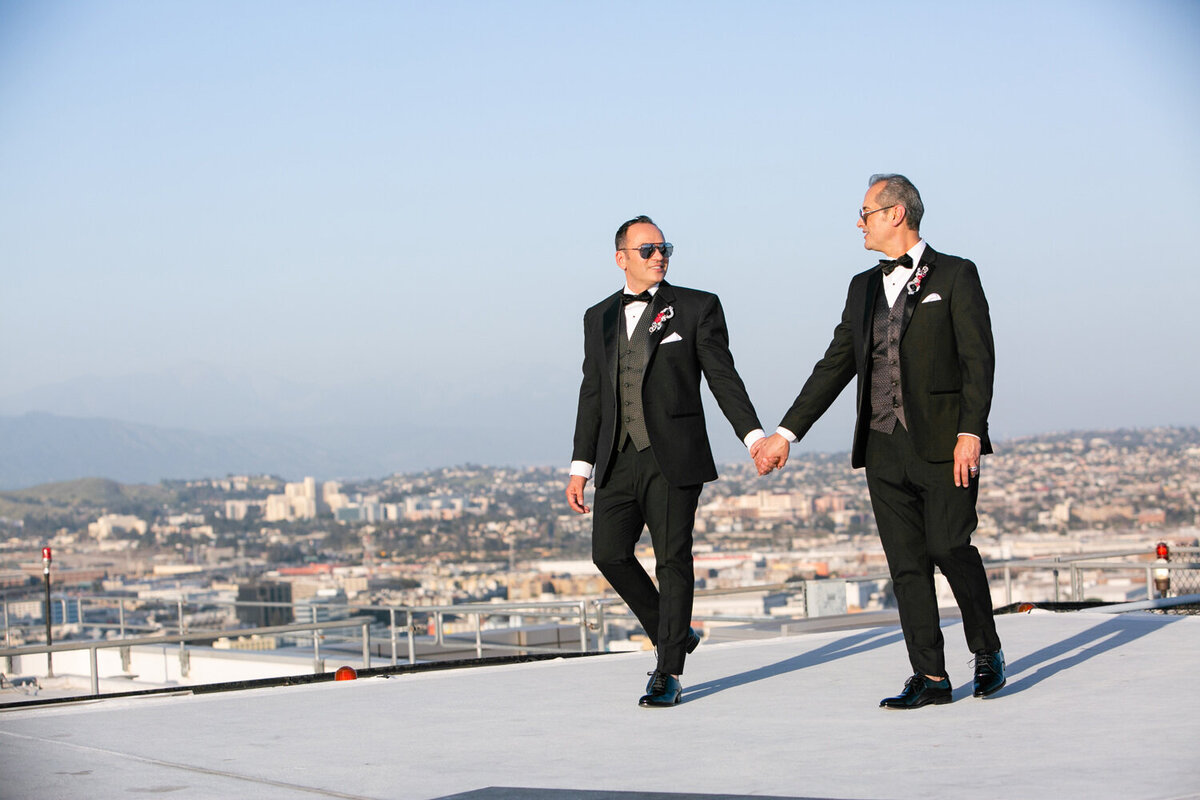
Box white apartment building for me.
[88,514,148,539]
[264,477,320,522]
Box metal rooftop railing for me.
[2,544,1196,704]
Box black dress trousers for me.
[865,424,1001,677]
[591,439,701,675]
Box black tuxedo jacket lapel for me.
[643,283,674,373]
[901,247,937,338]
[599,285,674,380]
[601,294,621,388]
[860,269,882,364]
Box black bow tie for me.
[879,254,913,276]
[622,291,653,305]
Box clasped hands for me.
[750,433,791,476]
[753,432,982,482]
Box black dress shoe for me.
[639,671,682,707]
[973,649,1006,697]
[879,674,952,709]
[645,665,684,696]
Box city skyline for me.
[2,2,1198,477]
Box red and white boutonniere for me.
[906,266,929,296]
[648,305,674,333]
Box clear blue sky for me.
[2,1,1198,469]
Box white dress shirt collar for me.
[881,239,927,307]
[623,282,660,298]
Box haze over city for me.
[2,1,1198,482]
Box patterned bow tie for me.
[879,254,913,276]
[622,291,653,305]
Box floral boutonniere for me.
[906,266,929,296]
[648,305,674,333]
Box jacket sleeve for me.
[949,260,994,439]
[571,310,602,464]
[695,294,762,440]
[779,282,858,440]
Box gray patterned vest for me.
[617,308,652,451]
[869,287,907,433]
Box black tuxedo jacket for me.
[780,246,994,468]
[572,281,762,488]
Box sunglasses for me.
[859,205,895,221]
[621,242,674,259]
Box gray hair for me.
[868,174,923,232]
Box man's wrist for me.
[776,427,797,443]
[743,429,766,451]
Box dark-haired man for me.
[567,215,766,707]
[756,175,1005,708]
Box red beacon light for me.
[1153,542,1170,596]
[334,666,357,681]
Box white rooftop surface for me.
[2,609,1198,800]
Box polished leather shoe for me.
[973,649,1006,697]
[879,674,952,709]
[639,671,682,707]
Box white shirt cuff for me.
[957,432,981,440]
[569,461,594,480]
[776,427,797,443]
[743,429,765,450]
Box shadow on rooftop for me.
[684,626,905,703]
[1000,614,1184,696]
[436,789,848,800]
[688,612,1185,705]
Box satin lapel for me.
[860,270,882,363]
[643,282,674,374]
[602,294,621,387]
[900,248,937,338]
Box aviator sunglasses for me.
[621,242,674,259]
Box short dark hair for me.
[869,174,923,232]
[615,215,657,251]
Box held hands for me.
[751,433,791,476]
[566,474,590,514]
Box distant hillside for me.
[0,409,564,490]
[0,477,176,519]
[0,413,371,490]
[1,476,171,506]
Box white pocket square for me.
[661,332,683,343]
[921,293,942,303]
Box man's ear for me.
[615,251,628,272]
[892,205,908,229]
